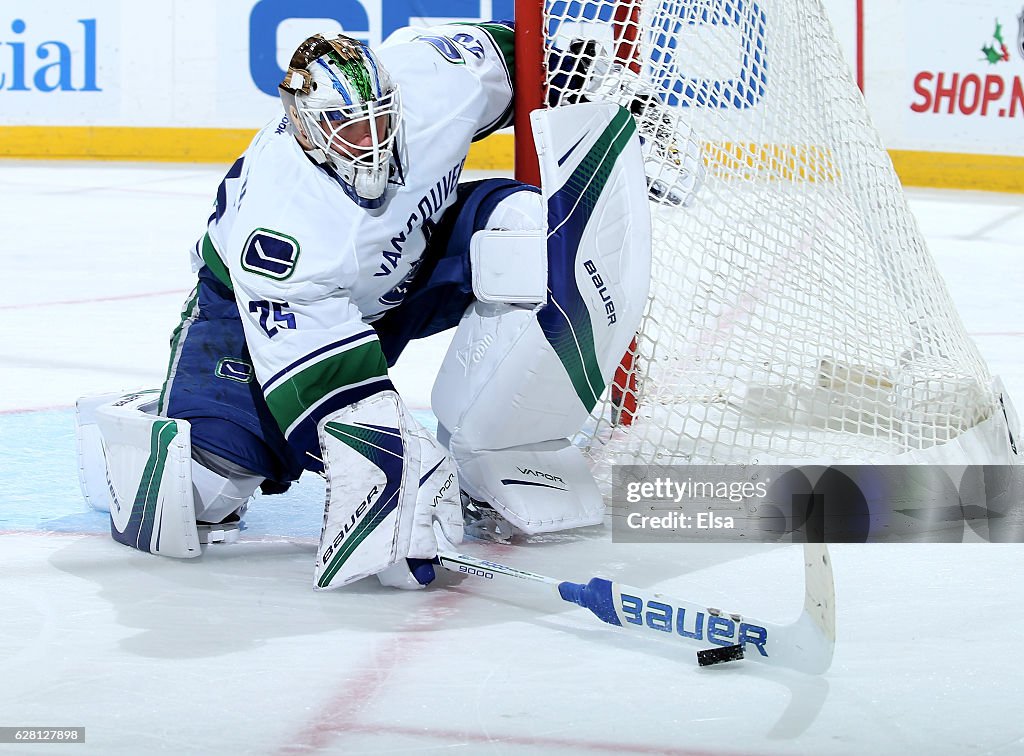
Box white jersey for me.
[193,22,514,458]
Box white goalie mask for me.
[279,34,403,208]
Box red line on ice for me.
[275,541,758,756]
[320,722,759,755]
[276,588,468,755]
[0,403,74,415]
[0,289,184,310]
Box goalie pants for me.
[159,178,538,488]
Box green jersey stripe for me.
[265,340,389,437]
[201,233,233,290]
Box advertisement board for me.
[866,1,1024,189]
[0,1,514,163]
[0,0,1021,190]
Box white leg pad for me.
[456,439,603,533]
[315,391,463,590]
[80,391,201,559]
[434,301,606,533]
[432,102,651,534]
[76,391,127,513]
[190,461,260,526]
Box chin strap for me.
[306,145,330,165]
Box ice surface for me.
[1,163,1022,755]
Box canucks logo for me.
[241,228,300,279]
[215,358,254,383]
[378,259,422,307]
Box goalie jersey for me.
[189,22,514,468]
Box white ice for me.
[1,162,1022,755]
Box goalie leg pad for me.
[434,102,651,449]
[76,391,128,513]
[86,391,202,559]
[315,390,462,591]
[189,451,262,544]
[190,446,263,524]
[432,102,651,533]
[456,439,603,533]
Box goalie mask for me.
[279,34,403,209]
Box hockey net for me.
[514,0,1019,473]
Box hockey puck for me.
[697,644,745,667]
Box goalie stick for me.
[435,544,835,674]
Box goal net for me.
[514,0,1020,472]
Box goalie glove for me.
[569,40,705,207]
[628,93,705,207]
[314,390,463,591]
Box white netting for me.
[537,0,1004,471]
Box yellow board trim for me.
[1,126,1022,193]
[0,125,515,170]
[888,150,1024,194]
[0,126,257,163]
[706,142,839,183]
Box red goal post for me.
[514,0,644,426]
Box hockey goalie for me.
[74,23,671,590]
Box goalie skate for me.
[196,508,244,545]
[461,492,516,544]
